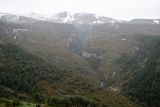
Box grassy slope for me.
[19,22,92,73]
[84,25,138,83]
[0,21,92,73]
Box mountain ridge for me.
[0,12,159,24]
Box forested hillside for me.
[1,14,160,107]
[116,36,160,107]
[0,43,141,107]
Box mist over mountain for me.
[0,11,159,24]
[0,11,160,107]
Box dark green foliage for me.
[117,36,160,106]
[0,98,8,104]
[0,44,42,63]
[48,95,104,107]
[0,98,20,107]
[12,98,20,106]
[33,93,46,103]
[5,101,13,107]
[0,43,63,99]
[0,98,13,107]
[0,87,16,98]
[36,104,40,107]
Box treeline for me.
[47,95,106,107]
[0,95,106,107]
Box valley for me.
[0,12,160,107]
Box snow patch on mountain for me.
[13,29,28,33]
[92,20,104,24]
[121,38,127,41]
[0,12,159,25]
[25,12,51,21]
[153,20,160,24]
[49,12,118,24]
[63,12,75,23]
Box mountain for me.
[0,12,160,25]
[129,19,160,24]
[49,11,119,24]
[0,18,142,107]
[0,11,160,107]
[0,13,35,23]
[0,12,118,24]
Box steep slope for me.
[2,14,160,107]
[0,12,121,25]
[0,17,144,107]
[0,43,142,107]
[0,20,93,73]
[129,19,160,24]
[83,23,160,83]
[116,36,160,107]
[82,24,160,107]
[50,11,117,24]
[0,43,96,99]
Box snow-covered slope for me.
[153,19,160,24]
[129,19,160,24]
[23,12,51,21]
[0,13,35,23]
[0,12,120,24]
[49,12,119,24]
[0,12,159,25]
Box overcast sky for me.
[0,0,159,20]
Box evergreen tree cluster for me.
[0,43,63,98]
[117,36,160,106]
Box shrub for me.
[13,98,20,106]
